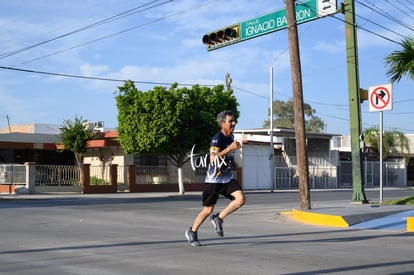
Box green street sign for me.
[240,0,317,41]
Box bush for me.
[90,176,108,185]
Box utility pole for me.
[343,0,367,202]
[286,0,310,209]
[225,72,232,91]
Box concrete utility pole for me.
[286,0,310,209]
[225,72,232,91]
[343,0,367,202]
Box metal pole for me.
[6,115,13,187]
[6,115,11,135]
[270,67,274,191]
[380,111,383,202]
[344,0,367,202]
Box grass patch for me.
[382,196,414,205]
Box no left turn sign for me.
[368,83,392,112]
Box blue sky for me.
[0,0,413,135]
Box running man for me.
[185,110,245,246]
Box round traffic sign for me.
[369,86,391,111]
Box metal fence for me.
[273,156,406,190]
[0,164,26,185]
[35,165,80,186]
[274,155,338,189]
[89,165,125,184]
[135,166,169,184]
[339,160,407,188]
[0,159,408,192]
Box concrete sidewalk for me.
[283,203,414,232]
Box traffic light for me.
[359,88,368,103]
[202,25,240,51]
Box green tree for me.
[385,37,414,83]
[115,81,239,194]
[60,116,93,167]
[363,126,410,162]
[263,98,325,132]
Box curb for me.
[407,217,414,232]
[289,209,349,227]
[282,209,414,231]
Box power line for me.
[356,0,414,32]
[2,2,412,103]
[232,85,269,99]
[385,0,414,19]
[0,65,214,87]
[6,0,409,70]
[7,0,219,68]
[317,112,349,122]
[2,65,413,131]
[0,0,173,61]
[300,0,412,44]
[355,14,408,39]
[330,13,401,44]
[399,0,414,11]
[0,64,291,102]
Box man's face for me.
[221,115,236,135]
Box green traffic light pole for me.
[343,0,368,202]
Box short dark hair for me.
[217,110,233,127]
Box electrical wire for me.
[356,0,414,32]
[232,85,269,99]
[0,0,173,60]
[1,1,412,125]
[0,65,215,87]
[385,0,414,19]
[2,64,413,131]
[5,0,219,68]
[5,0,410,69]
[355,14,408,39]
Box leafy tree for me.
[60,116,93,167]
[385,37,414,83]
[115,80,239,194]
[263,98,324,132]
[363,126,410,162]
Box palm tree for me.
[384,37,414,83]
[363,126,410,162]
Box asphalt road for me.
[0,188,413,275]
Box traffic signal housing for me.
[359,88,368,103]
[202,25,240,51]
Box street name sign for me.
[240,0,319,40]
[203,0,338,50]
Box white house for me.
[234,128,338,190]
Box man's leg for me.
[191,205,214,232]
[218,190,245,219]
[186,205,214,246]
[210,190,245,237]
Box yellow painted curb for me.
[291,208,349,228]
[279,211,292,215]
[407,217,414,232]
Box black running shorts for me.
[202,179,242,206]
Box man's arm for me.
[212,141,241,159]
